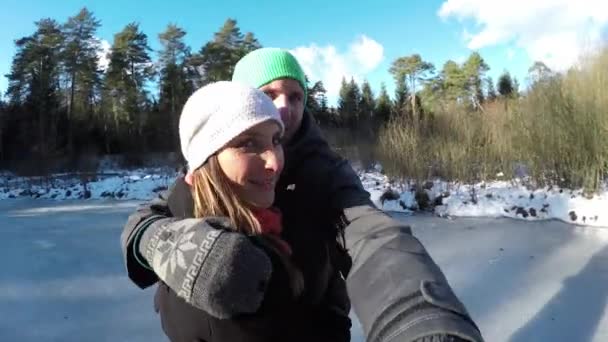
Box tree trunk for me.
[410,94,417,120]
[103,116,112,154]
[171,83,178,149]
[68,71,76,156]
[113,97,120,137]
[0,117,4,162]
[38,107,47,157]
[38,58,47,158]
[410,76,417,121]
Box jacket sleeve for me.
[121,187,174,289]
[317,270,352,342]
[327,159,484,342]
[122,180,275,318]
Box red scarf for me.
[251,207,292,255]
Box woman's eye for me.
[273,136,283,146]
[237,140,255,149]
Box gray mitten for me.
[414,335,473,342]
[138,217,272,318]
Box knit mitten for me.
[138,216,272,318]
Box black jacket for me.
[154,248,342,342]
[122,112,483,342]
[154,174,351,342]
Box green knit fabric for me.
[232,48,307,99]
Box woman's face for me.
[217,120,284,209]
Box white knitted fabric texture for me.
[179,81,284,172]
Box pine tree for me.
[306,79,333,126]
[389,54,434,120]
[418,75,443,118]
[101,23,153,152]
[6,18,64,157]
[393,77,410,119]
[512,77,520,97]
[374,82,392,126]
[158,24,191,149]
[240,32,261,57]
[497,71,515,97]
[337,77,361,128]
[319,95,329,123]
[193,19,261,84]
[0,98,5,162]
[357,80,375,136]
[349,78,362,127]
[61,7,102,154]
[528,61,552,85]
[359,80,375,121]
[463,52,489,107]
[485,76,497,101]
[441,60,466,101]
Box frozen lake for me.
[2,199,608,341]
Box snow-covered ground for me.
[0,168,174,201]
[3,199,608,341]
[361,170,608,228]
[2,166,607,228]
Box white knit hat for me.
[179,81,284,172]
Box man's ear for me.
[184,172,194,186]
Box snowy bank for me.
[2,166,607,228]
[0,168,175,201]
[361,170,608,228]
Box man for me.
[121,48,483,342]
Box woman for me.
[153,81,343,342]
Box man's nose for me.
[273,96,290,123]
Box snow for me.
[3,200,608,341]
[0,169,174,201]
[359,171,608,228]
[2,163,607,229]
[435,181,608,225]
[2,165,607,228]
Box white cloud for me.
[507,48,516,61]
[290,35,384,102]
[97,39,111,71]
[455,55,466,64]
[461,28,473,42]
[438,0,608,70]
[350,35,384,71]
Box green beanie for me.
[232,48,307,100]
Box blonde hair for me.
[191,156,262,235]
[190,155,304,296]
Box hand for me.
[143,217,273,319]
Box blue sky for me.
[1,0,606,104]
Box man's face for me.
[259,79,305,144]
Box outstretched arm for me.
[329,160,483,342]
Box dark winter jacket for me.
[121,112,483,342]
[159,179,350,341]
[154,196,349,342]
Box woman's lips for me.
[249,179,276,191]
